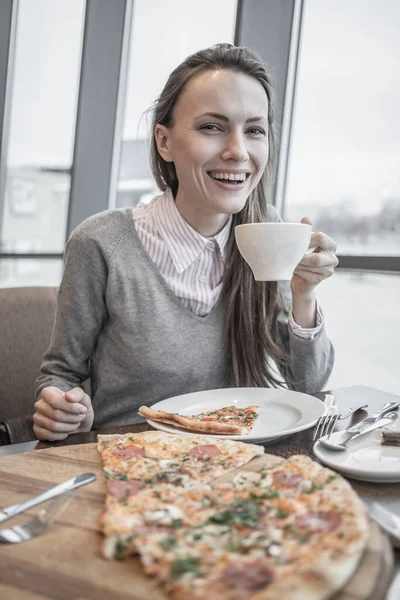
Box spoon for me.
[318,412,398,452]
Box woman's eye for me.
[247,127,266,136]
[200,124,222,132]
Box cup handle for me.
[305,246,318,255]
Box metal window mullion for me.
[336,255,400,273]
[273,0,303,216]
[235,0,299,207]
[0,253,63,259]
[107,1,134,210]
[0,253,398,272]
[67,0,132,238]
[0,0,18,246]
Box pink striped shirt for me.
[132,189,230,317]
[132,189,322,336]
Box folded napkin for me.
[381,417,400,446]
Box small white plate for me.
[313,429,400,483]
[142,387,325,443]
[387,572,400,600]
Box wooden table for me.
[1,385,399,598]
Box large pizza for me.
[97,430,369,600]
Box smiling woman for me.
[31,43,337,443]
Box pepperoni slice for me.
[272,470,304,488]
[188,444,222,459]
[112,445,145,460]
[218,560,275,592]
[297,510,341,533]
[133,524,152,536]
[107,479,144,500]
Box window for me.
[283,0,400,394]
[284,0,400,256]
[116,0,238,209]
[317,271,399,395]
[0,257,63,288]
[0,0,85,287]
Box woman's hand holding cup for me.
[291,217,339,297]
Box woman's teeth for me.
[208,172,248,184]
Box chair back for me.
[0,286,58,440]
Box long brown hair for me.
[149,43,289,387]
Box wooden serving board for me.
[0,443,393,600]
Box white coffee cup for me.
[235,222,312,281]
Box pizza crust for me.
[250,535,367,600]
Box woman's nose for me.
[221,133,249,162]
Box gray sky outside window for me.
[7,0,85,168]
[285,0,400,249]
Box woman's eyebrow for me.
[195,112,266,124]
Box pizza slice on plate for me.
[138,404,260,435]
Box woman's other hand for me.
[291,217,339,298]
[33,386,94,441]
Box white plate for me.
[143,387,325,442]
[313,429,400,483]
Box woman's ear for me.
[154,124,173,162]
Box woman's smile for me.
[207,170,251,189]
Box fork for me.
[313,395,339,441]
[313,397,369,441]
[0,494,71,543]
[369,502,400,548]
[320,403,369,439]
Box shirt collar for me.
[154,189,232,273]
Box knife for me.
[346,401,399,434]
[0,472,96,525]
[319,413,398,451]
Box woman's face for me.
[155,69,270,236]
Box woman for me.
[33,43,337,441]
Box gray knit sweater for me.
[36,209,334,429]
